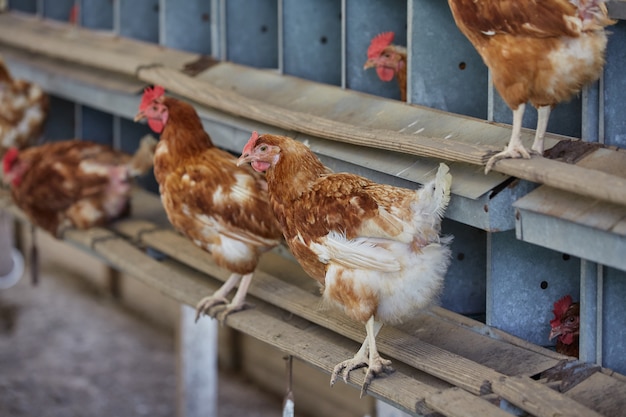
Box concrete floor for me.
[0,257,284,416]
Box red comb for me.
[242,131,260,156]
[367,32,395,59]
[552,295,573,321]
[139,85,165,111]
[3,148,19,174]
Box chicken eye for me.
[567,316,576,322]
[260,145,268,152]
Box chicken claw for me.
[194,296,228,322]
[213,301,254,325]
[330,351,394,397]
[194,272,256,324]
[484,145,533,174]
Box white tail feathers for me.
[419,163,452,219]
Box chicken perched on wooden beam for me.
[134,86,283,323]
[363,32,407,102]
[448,0,614,173]
[549,294,580,358]
[0,57,48,164]
[238,132,452,395]
[2,136,156,237]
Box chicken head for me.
[134,86,169,134]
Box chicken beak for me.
[236,153,251,167]
[363,59,376,70]
[133,111,146,123]
[549,326,562,341]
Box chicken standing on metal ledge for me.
[238,132,452,395]
[363,32,407,102]
[549,294,580,358]
[134,86,283,323]
[448,0,614,173]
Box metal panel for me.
[80,0,113,30]
[491,90,582,139]
[580,260,602,365]
[41,0,74,21]
[79,106,114,146]
[161,0,211,54]
[602,267,626,374]
[281,0,341,85]
[116,0,159,42]
[224,0,278,68]
[608,0,626,20]
[409,0,487,118]
[8,0,37,13]
[514,199,626,273]
[487,230,581,347]
[603,20,626,149]
[440,219,486,316]
[45,96,76,141]
[344,0,406,99]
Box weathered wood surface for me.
[1,13,626,207]
[89,192,610,417]
[515,186,626,236]
[565,371,626,416]
[2,187,625,416]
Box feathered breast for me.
[157,146,282,248]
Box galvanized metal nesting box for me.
[2,1,626,416]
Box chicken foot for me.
[485,103,550,173]
[195,272,254,324]
[330,316,394,397]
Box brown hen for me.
[448,0,614,172]
[2,136,156,237]
[134,86,283,322]
[239,132,452,395]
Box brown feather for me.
[448,0,613,109]
[153,98,282,275]
[0,59,49,158]
[7,140,137,237]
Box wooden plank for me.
[564,372,626,417]
[55,228,511,417]
[137,65,490,165]
[493,156,626,208]
[429,307,567,362]
[0,13,198,76]
[107,216,604,417]
[577,147,626,179]
[515,186,626,236]
[427,388,501,417]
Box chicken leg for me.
[195,272,254,324]
[532,105,551,155]
[330,316,394,397]
[485,103,551,173]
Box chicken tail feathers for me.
[419,163,452,220]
